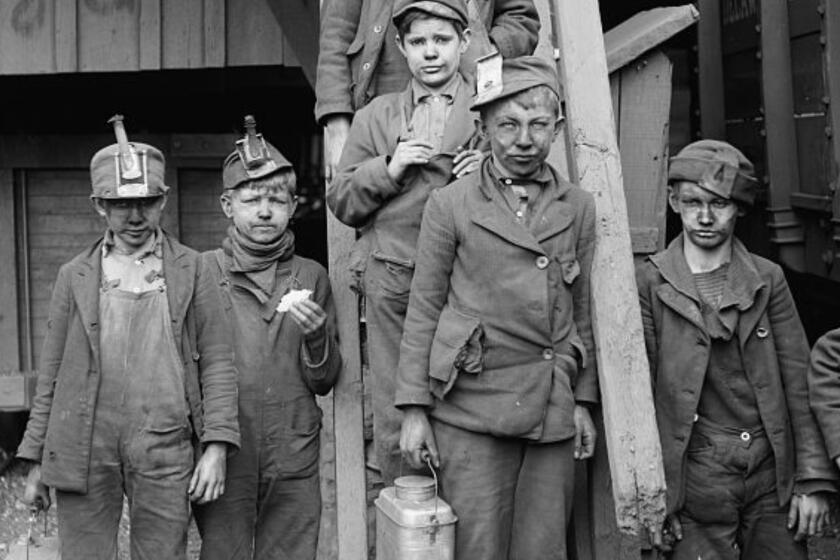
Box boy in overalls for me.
[20,116,240,559]
[193,117,341,560]
[328,0,485,485]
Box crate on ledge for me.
[0,371,38,411]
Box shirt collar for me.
[103,228,163,259]
[411,74,461,106]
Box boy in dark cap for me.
[19,116,240,560]
[315,0,540,179]
[193,117,341,560]
[638,140,836,558]
[328,0,486,486]
[396,55,597,560]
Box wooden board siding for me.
[177,169,228,253]
[0,0,301,76]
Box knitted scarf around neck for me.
[223,225,295,273]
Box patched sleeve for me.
[315,0,364,124]
[571,192,598,404]
[489,0,541,58]
[300,266,342,396]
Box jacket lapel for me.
[470,195,546,254]
[163,235,195,330]
[441,76,480,153]
[651,237,706,333]
[726,240,768,348]
[534,176,575,243]
[69,242,103,362]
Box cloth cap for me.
[669,140,758,206]
[471,55,561,111]
[223,139,293,191]
[392,0,469,28]
[90,142,168,199]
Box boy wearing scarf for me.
[328,0,485,486]
[193,117,341,560]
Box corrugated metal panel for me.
[0,0,299,75]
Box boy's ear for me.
[667,185,680,213]
[396,34,407,58]
[220,191,234,219]
[92,197,107,217]
[459,28,471,53]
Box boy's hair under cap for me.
[392,0,469,28]
[90,115,168,199]
[223,115,293,191]
[470,55,561,111]
[669,140,758,207]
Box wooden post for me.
[697,0,726,139]
[760,0,805,271]
[824,0,840,268]
[552,0,667,537]
[265,0,320,87]
[0,169,20,373]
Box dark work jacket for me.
[809,328,840,464]
[314,0,540,124]
[328,76,483,272]
[395,160,597,442]
[17,234,241,493]
[637,236,837,513]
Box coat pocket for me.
[429,305,484,400]
[560,259,580,285]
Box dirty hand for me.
[189,443,227,504]
[452,148,483,178]
[324,115,351,183]
[23,463,51,511]
[400,406,440,470]
[649,514,683,551]
[788,492,831,541]
[573,404,596,460]
[387,139,434,182]
[289,299,327,337]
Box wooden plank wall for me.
[0,0,300,75]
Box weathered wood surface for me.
[0,169,19,374]
[266,0,320,87]
[552,0,667,538]
[604,5,699,75]
[0,0,299,75]
[760,0,805,271]
[616,51,673,254]
[326,209,369,560]
[698,0,727,139]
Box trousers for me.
[432,419,575,560]
[671,419,806,560]
[56,287,193,560]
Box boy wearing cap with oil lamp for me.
[192,117,340,560]
[637,140,836,558]
[18,116,240,559]
[328,0,486,486]
[395,55,598,560]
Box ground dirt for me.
[2,454,840,559]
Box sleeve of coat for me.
[635,261,659,387]
[16,265,73,463]
[395,188,458,408]
[327,102,404,227]
[809,327,840,463]
[768,267,837,482]
[489,0,541,58]
[192,255,241,450]
[314,0,364,124]
[571,191,598,404]
[301,265,343,396]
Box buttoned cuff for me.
[395,389,434,409]
[794,479,838,496]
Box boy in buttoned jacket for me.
[395,55,598,560]
[638,140,836,559]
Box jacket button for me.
[542,348,554,360]
[374,25,382,33]
[756,327,768,339]
[362,62,371,71]
[536,256,550,269]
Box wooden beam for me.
[552,0,667,536]
[326,210,368,559]
[825,0,840,236]
[697,0,726,139]
[54,0,78,73]
[0,170,20,373]
[604,5,699,75]
[204,0,226,67]
[139,0,162,70]
[265,0,319,87]
[760,0,805,271]
[617,52,673,254]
